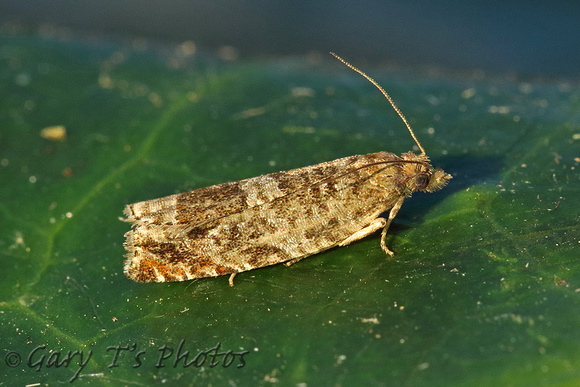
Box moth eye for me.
[415,173,430,190]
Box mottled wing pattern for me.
[124,154,362,228]
[123,152,406,282]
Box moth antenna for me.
[330,52,426,155]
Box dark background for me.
[1,0,579,77]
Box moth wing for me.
[123,154,366,228]
[123,152,406,282]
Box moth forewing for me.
[121,54,452,285]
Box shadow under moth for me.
[121,53,452,286]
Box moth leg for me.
[380,198,406,257]
[228,273,236,287]
[339,218,387,247]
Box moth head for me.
[422,168,452,192]
[400,152,452,193]
[407,168,448,193]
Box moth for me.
[121,53,452,286]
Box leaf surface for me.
[1,28,579,386]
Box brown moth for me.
[121,53,452,286]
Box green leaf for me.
[1,28,579,386]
